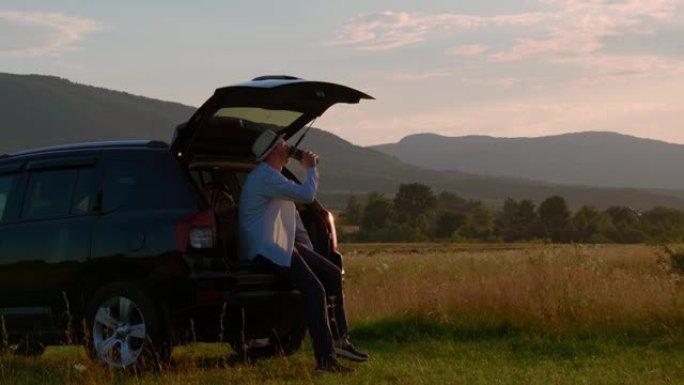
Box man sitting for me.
[238,129,368,374]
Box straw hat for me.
[251,129,282,160]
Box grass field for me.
[2,243,684,384]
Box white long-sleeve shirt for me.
[238,162,319,266]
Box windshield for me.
[214,107,303,133]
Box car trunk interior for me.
[186,161,333,266]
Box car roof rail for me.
[252,75,301,81]
[8,140,170,158]
[146,140,169,148]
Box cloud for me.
[447,44,489,57]
[0,10,105,58]
[329,1,683,83]
[561,54,684,86]
[325,11,543,50]
[490,1,684,83]
[539,0,677,19]
[464,77,521,89]
[492,0,679,63]
[382,69,455,81]
[325,11,429,50]
[328,1,678,57]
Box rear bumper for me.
[167,270,305,343]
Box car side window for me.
[72,167,98,214]
[0,174,18,222]
[22,169,78,220]
[21,167,97,220]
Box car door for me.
[0,156,99,337]
[171,76,373,163]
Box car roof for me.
[1,140,169,161]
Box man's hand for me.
[301,151,319,168]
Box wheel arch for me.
[70,261,172,344]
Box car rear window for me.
[214,107,302,133]
[103,159,141,212]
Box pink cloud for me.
[464,77,521,89]
[326,11,544,51]
[490,31,603,62]
[491,1,677,63]
[329,1,679,61]
[478,0,683,84]
[447,44,489,57]
[489,13,550,26]
[542,0,678,19]
[560,54,684,86]
[326,1,684,94]
[326,11,430,50]
[0,10,105,58]
[383,69,456,81]
[618,0,678,19]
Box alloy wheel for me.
[91,296,147,368]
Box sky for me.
[2,0,684,146]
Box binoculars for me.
[289,147,319,165]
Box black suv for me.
[0,76,373,368]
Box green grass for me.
[3,244,684,384]
[3,315,684,385]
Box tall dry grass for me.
[3,244,684,385]
[341,244,684,335]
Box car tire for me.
[230,323,306,358]
[84,281,171,369]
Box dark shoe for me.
[315,358,354,375]
[334,338,369,362]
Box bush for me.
[357,221,428,242]
[659,246,684,275]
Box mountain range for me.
[371,132,684,190]
[3,72,684,210]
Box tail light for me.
[326,211,338,251]
[175,210,216,251]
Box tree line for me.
[340,183,684,243]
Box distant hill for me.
[3,72,684,210]
[371,132,684,189]
[298,130,684,210]
[0,73,195,153]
